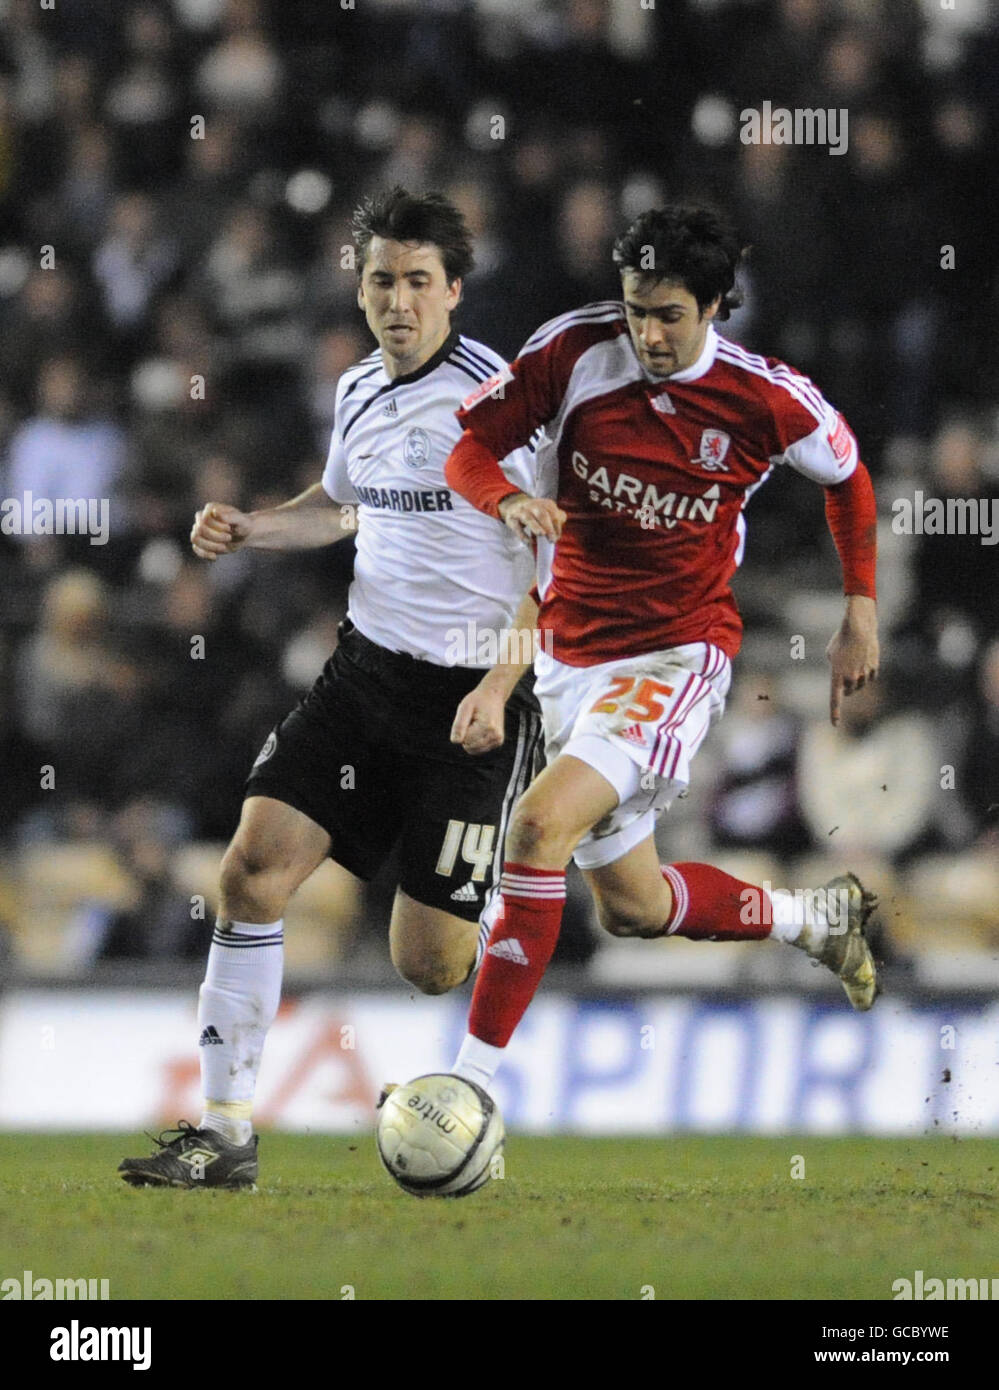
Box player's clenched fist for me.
[191,502,254,560]
[498,492,567,544]
[450,684,507,756]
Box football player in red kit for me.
[443,205,881,1094]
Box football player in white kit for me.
[119,189,542,1188]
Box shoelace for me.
[145,1119,204,1151]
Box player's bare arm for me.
[826,593,879,728]
[190,482,350,559]
[451,591,539,755]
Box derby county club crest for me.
[403,427,432,470]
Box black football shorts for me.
[245,622,542,920]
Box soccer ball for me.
[376,1073,504,1198]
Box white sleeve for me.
[496,443,538,496]
[320,382,359,503]
[495,424,554,498]
[321,429,357,503]
[779,406,859,486]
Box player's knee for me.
[507,803,565,862]
[393,953,467,996]
[407,970,452,997]
[220,843,263,894]
[219,843,290,918]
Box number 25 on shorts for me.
[589,676,674,722]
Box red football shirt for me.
[455,302,861,667]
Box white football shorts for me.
[534,642,732,869]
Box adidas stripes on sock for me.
[474,917,491,972]
[466,863,565,1049]
[660,863,772,940]
[472,892,504,973]
[197,918,283,1145]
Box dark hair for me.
[351,186,475,284]
[612,205,744,320]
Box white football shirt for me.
[321,328,536,667]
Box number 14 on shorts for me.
[435,820,496,881]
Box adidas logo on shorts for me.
[450,882,479,903]
[199,1025,224,1046]
[487,937,529,965]
[620,722,645,745]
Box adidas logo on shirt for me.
[487,937,529,965]
[199,1025,224,1046]
[382,398,398,416]
[450,882,479,903]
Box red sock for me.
[468,863,566,1047]
[661,862,771,940]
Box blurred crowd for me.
[0,0,996,966]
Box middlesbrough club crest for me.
[693,428,731,471]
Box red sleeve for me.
[448,308,624,515]
[455,311,616,453]
[824,461,877,599]
[445,430,523,519]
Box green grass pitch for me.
[1,1133,996,1301]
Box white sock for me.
[197,918,283,1145]
[452,1033,505,1093]
[768,887,844,954]
[199,1100,253,1145]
